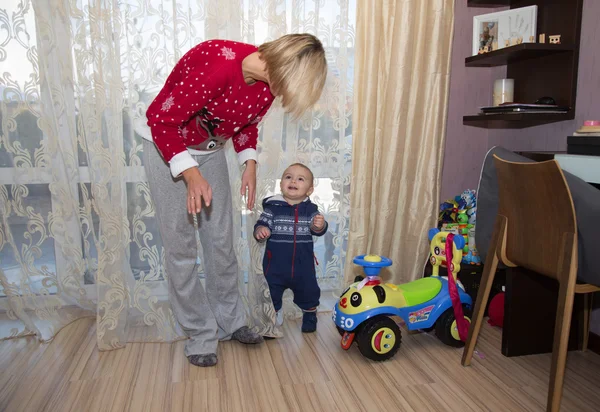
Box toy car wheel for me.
[435,305,472,348]
[356,316,401,361]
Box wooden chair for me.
[461,156,600,412]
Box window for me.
[1,0,355,299]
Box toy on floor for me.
[487,291,505,328]
[332,230,473,361]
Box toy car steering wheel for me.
[353,254,392,277]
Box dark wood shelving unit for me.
[463,112,572,128]
[467,0,511,6]
[465,43,574,67]
[464,0,584,129]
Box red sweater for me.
[146,40,275,177]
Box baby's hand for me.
[312,214,325,231]
[255,226,271,240]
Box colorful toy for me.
[446,210,474,260]
[464,249,482,265]
[439,189,477,227]
[443,188,479,265]
[332,230,473,361]
[464,227,482,265]
[459,189,477,225]
[439,199,460,224]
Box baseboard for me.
[590,332,600,355]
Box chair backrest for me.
[494,155,577,281]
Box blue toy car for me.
[332,230,473,361]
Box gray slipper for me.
[231,326,264,344]
[187,353,217,367]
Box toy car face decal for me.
[350,292,362,307]
[338,283,407,315]
[373,285,386,304]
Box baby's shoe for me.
[301,310,317,333]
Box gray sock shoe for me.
[231,326,264,344]
[187,353,217,367]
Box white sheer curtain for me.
[0,0,354,347]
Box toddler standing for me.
[254,163,327,332]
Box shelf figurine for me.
[529,35,535,43]
[539,33,546,43]
[549,35,561,44]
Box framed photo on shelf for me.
[472,6,537,56]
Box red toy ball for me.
[487,292,505,328]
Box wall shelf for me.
[467,0,511,6]
[463,112,574,129]
[464,0,584,129]
[466,44,574,67]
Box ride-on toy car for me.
[332,229,473,361]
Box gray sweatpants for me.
[143,140,247,356]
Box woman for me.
[142,33,327,367]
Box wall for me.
[443,0,600,334]
[441,3,506,201]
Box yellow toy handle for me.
[428,228,463,278]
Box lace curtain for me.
[0,0,354,347]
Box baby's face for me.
[280,165,313,202]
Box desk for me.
[516,151,600,187]
[555,154,600,185]
[502,152,599,356]
[503,267,586,356]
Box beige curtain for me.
[0,0,354,347]
[345,0,454,284]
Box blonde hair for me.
[283,163,314,186]
[259,33,327,119]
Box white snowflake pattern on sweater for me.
[236,133,249,145]
[221,46,236,60]
[145,40,276,165]
[161,95,175,111]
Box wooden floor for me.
[1,314,600,412]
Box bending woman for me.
[142,34,327,367]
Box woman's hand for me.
[182,167,212,214]
[241,160,257,210]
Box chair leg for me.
[547,236,578,412]
[461,216,505,367]
[581,293,592,352]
